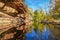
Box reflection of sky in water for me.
[25,0,50,11]
[25,0,55,40]
[25,27,55,40]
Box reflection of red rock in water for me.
[0,0,27,40]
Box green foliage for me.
[28,9,45,32]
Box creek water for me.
[25,27,55,40]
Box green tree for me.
[28,9,45,32]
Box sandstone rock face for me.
[0,0,26,40]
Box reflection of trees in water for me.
[25,26,55,40]
[45,24,60,40]
[53,25,60,40]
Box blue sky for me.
[25,0,50,11]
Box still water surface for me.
[25,27,55,40]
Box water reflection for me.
[41,27,55,40]
[25,29,41,40]
[25,27,55,40]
